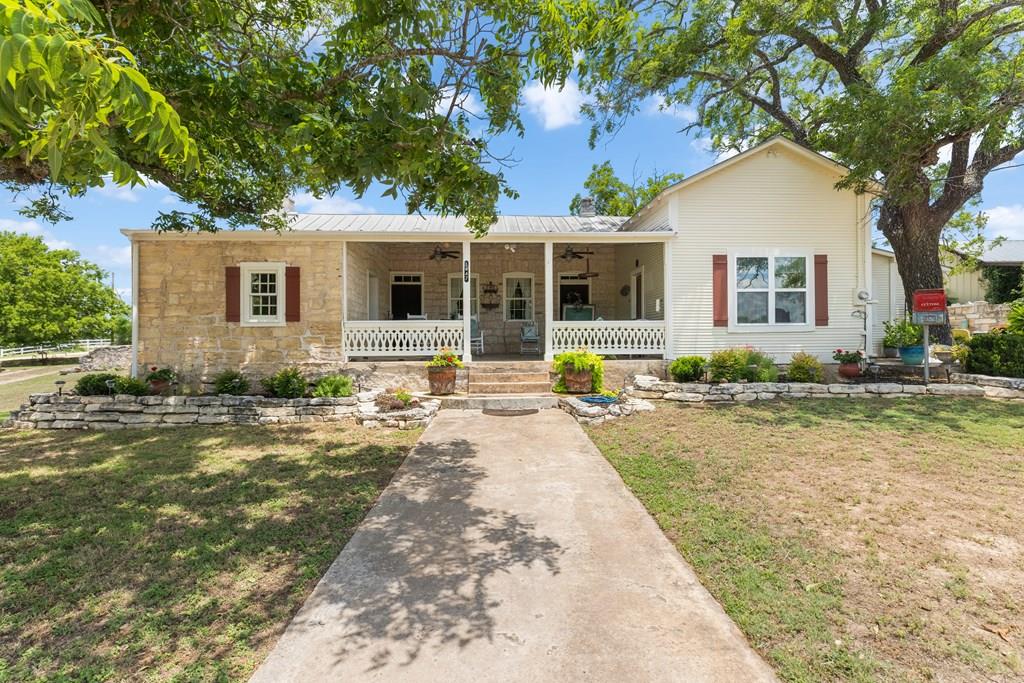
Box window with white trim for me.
[447,274,479,319]
[503,273,534,321]
[240,262,286,326]
[734,254,808,326]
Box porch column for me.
[462,240,473,362]
[662,240,673,360]
[544,240,554,361]
[341,241,348,363]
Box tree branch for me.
[911,0,1024,65]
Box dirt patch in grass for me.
[0,423,418,681]
[588,397,1024,682]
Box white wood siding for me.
[614,242,665,320]
[668,145,868,361]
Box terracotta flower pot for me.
[427,366,457,395]
[563,369,593,393]
[837,362,862,379]
[148,379,170,395]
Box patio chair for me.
[520,321,540,355]
[470,316,484,355]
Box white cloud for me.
[91,174,170,203]
[0,217,73,250]
[159,194,179,205]
[690,136,741,162]
[522,78,585,130]
[292,192,376,214]
[984,204,1024,239]
[435,88,484,117]
[94,244,132,266]
[645,95,697,123]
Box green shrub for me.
[786,352,824,383]
[964,330,1024,378]
[552,348,604,392]
[114,376,150,396]
[1008,299,1024,334]
[261,367,308,398]
[883,318,923,348]
[668,356,705,382]
[75,373,121,396]
[312,374,354,398]
[213,370,251,395]
[708,347,778,382]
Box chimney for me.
[281,196,296,214]
[578,196,596,217]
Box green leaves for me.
[0,0,197,193]
[569,161,684,216]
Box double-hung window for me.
[447,274,479,319]
[732,252,810,328]
[504,273,534,321]
[240,262,286,326]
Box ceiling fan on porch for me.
[428,244,460,260]
[559,245,594,260]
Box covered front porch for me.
[340,235,671,362]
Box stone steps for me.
[466,364,553,394]
[467,381,554,394]
[439,395,560,410]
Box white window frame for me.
[503,272,535,322]
[727,249,814,332]
[447,273,480,319]
[389,272,425,318]
[240,261,286,327]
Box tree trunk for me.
[879,201,953,345]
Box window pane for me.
[775,257,806,289]
[736,257,769,289]
[737,291,769,324]
[775,292,806,323]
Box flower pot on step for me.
[563,369,593,393]
[837,362,862,379]
[427,366,457,395]
[898,345,925,366]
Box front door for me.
[559,274,591,319]
[390,273,423,319]
[631,269,644,319]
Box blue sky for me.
[2,78,1022,303]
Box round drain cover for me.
[482,409,539,417]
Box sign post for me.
[911,289,948,387]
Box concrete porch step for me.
[439,395,559,410]
[466,360,549,372]
[467,371,551,383]
[467,381,554,394]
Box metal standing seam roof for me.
[981,240,1024,265]
[287,213,638,234]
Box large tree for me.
[3,0,578,234]
[0,232,128,345]
[569,161,684,215]
[568,0,1024,340]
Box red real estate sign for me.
[912,289,947,313]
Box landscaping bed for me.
[0,422,419,680]
[587,398,1024,682]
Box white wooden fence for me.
[0,338,112,359]
[551,320,666,356]
[343,320,464,357]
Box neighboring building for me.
[125,136,904,383]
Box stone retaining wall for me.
[8,389,439,431]
[948,302,1010,333]
[559,396,655,425]
[950,372,1024,398]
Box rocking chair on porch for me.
[470,316,484,355]
[520,321,540,355]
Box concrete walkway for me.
[251,409,776,682]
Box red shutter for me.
[285,266,300,322]
[225,266,240,323]
[814,255,829,326]
[712,254,728,327]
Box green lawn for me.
[0,423,419,681]
[588,397,1024,683]
[0,365,89,421]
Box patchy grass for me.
[0,365,90,420]
[0,423,418,681]
[588,398,1024,683]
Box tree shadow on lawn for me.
[677,396,1024,436]
[0,424,416,680]
[269,436,565,675]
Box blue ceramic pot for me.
[899,345,925,366]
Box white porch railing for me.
[344,320,464,357]
[551,320,666,356]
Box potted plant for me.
[553,348,604,393]
[144,366,176,394]
[425,348,463,395]
[886,319,925,365]
[881,320,902,358]
[832,349,864,378]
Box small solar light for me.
[54,379,66,396]
[105,378,117,396]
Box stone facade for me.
[78,345,131,371]
[8,389,439,431]
[948,302,1011,333]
